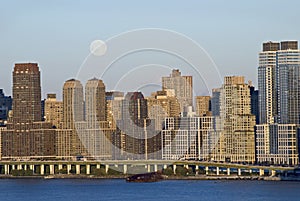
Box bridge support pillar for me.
[86,164,90,175]
[17,164,22,170]
[123,164,127,174]
[205,166,209,175]
[105,165,109,174]
[30,165,35,173]
[147,165,151,173]
[76,164,80,175]
[195,165,199,175]
[259,169,264,176]
[173,165,177,175]
[227,168,230,176]
[49,164,54,175]
[271,170,276,176]
[154,164,158,172]
[40,164,45,175]
[67,164,71,174]
[4,164,9,175]
[238,169,242,176]
[216,167,220,176]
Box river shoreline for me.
[1,174,300,181]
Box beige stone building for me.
[195,96,211,117]
[212,76,256,163]
[162,69,193,113]
[147,90,180,130]
[44,94,63,129]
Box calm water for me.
[0,179,299,201]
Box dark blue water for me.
[0,179,299,201]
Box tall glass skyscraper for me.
[258,41,279,124]
[276,41,300,124]
[258,41,300,124]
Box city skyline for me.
[1,1,300,98]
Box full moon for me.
[90,40,107,56]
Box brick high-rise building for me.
[1,63,56,159]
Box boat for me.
[126,172,164,182]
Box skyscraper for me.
[12,63,42,123]
[79,78,112,160]
[85,78,106,125]
[162,69,193,113]
[1,63,56,159]
[218,76,256,163]
[276,41,300,124]
[56,79,85,158]
[258,41,279,124]
[256,41,300,165]
[62,79,84,129]
[258,40,300,124]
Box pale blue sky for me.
[1,0,300,98]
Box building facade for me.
[162,69,193,113]
[0,89,12,125]
[1,63,56,159]
[161,116,222,161]
[44,94,63,129]
[147,90,180,130]
[56,79,86,158]
[217,76,256,163]
[256,124,299,165]
[195,96,211,117]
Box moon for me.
[90,40,107,56]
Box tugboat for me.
[126,172,164,182]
